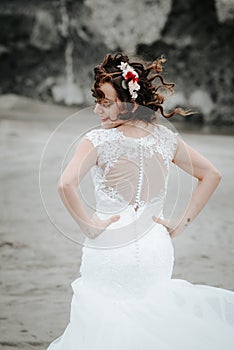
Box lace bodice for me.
[80,123,178,297]
[84,124,178,215]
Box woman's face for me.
[93,82,127,129]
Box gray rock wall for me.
[215,0,234,23]
[0,0,233,124]
[84,0,172,53]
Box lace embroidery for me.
[85,125,178,166]
[102,185,126,203]
[152,125,178,164]
[115,125,178,165]
[85,125,178,205]
[95,166,167,208]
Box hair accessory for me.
[117,62,140,99]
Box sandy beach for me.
[0,95,234,350]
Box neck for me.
[119,120,149,128]
[115,120,155,136]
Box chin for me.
[101,122,115,129]
[102,124,113,129]
[101,119,122,129]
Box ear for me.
[132,102,139,113]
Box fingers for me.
[152,216,164,225]
[152,216,170,231]
[111,215,120,222]
[105,214,120,227]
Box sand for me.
[0,95,233,350]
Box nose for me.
[94,103,103,115]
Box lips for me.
[100,117,109,122]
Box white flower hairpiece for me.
[117,62,141,100]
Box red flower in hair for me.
[117,61,141,99]
[125,71,139,83]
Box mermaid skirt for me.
[47,207,234,350]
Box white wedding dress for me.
[47,124,234,350]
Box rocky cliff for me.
[0,0,233,124]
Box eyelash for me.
[94,99,112,108]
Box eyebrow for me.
[103,98,116,102]
[95,97,117,104]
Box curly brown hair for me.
[91,52,192,123]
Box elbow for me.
[204,168,222,183]
[58,184,64,195]
[212,169,222,181]
[58,180,76,194]
[58,183,65,196]
[58,179,65,193]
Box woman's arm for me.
[153,136,222,238]
[58,137,120,239]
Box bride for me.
[47,52,234,349]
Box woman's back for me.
[85,124,178,212]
